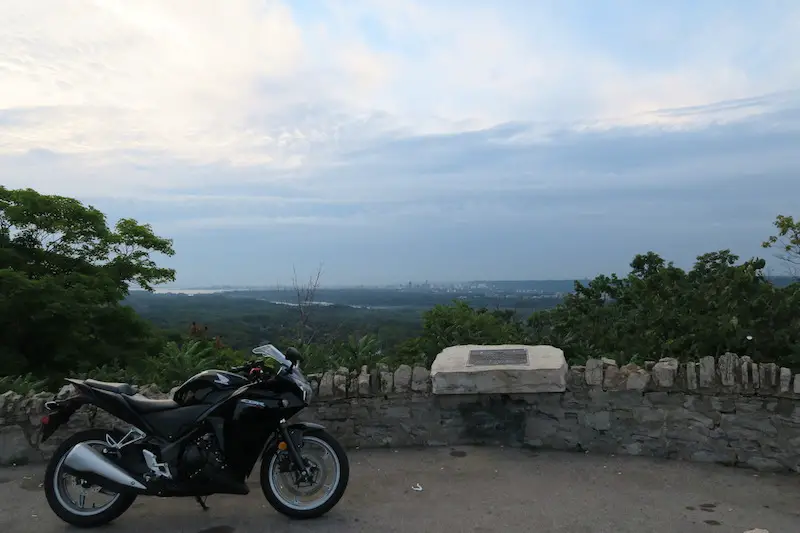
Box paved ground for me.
[1,446,798,532]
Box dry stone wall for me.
[2,354,800,474]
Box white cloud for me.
[0,0,388,168]
[0,0,799,202]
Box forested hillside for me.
[2,186,799,393]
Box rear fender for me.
[40,394,89,442]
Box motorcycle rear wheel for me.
[44,429,138,529]
[260,428,349,519]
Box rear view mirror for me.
[285,346,303,364]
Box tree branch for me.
[291,263,324,345]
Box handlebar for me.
[229,359,266,376]
[228,359,288,381]
[228,362,253,374]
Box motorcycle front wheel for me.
[260,428,349,519]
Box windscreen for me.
[252,344,291,367]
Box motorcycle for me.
[39,344,349,528]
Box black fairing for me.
[203,378,306,480]
[173,370,249,407]
[142,406,209,442]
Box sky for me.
[1,0,799,287]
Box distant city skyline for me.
[2,1,799,286]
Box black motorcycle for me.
[39,344,349,528]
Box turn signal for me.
[277,441,288,451]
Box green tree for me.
[527,249,800,366]
[0,186,176,382]
[762,214,800,278]
[413,301,529,366]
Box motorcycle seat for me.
[85,379,136,396]
[125,394,180,414]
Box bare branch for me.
[291,263,324,345]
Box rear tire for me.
[260,428,349,519]
[44,429,138,528]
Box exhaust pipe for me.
[63,443,147,491]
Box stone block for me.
[779,368,792,394]
[318,372,334,397]
[718,352,739,387]
[357,366,371,396]
[760,363,778,392]
[584,411,611,431]
[380,370,394,393]
[430,345,568,395]
[56,384,75,400]
[566,366,586,390]
[0,425,39,466]
[394,365,412,393]
[698,356,715,388]
[652,358,678,388]
[411,366,431,393]
[685,362,698,390]
[333,367,348,397]
[741,359,751,389]
[602,360,620,390]
[622,364,650,391]
[584,358,603,386]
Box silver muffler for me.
[63,443,147,491]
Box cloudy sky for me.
[2,0,799,287]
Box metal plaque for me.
[467,348,529,366]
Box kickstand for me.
[195,496,210,511]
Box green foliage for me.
[527,250,800,366]
[763,214,800,277]
[337,334,383,371]
[295,342,343,374]
[411,301,530,366]
[0,373,48,395]
[0,186,176,382]
[135,340,246,389]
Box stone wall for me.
[3,353,800,473]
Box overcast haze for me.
[1,0,799,287]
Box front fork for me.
[277,419,312,481]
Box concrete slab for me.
[430,344,567,395]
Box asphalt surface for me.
[1,446,798,533]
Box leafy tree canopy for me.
[0,186,176,380]
[763,214,800,278]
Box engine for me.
[181,432,227,482]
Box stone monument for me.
[430,344,568,395]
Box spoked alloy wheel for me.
[52,439,122,514]
[260,429,349,519]
[44,429,137,528]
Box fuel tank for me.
[172,370,249,407]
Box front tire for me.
[44,429,138,528]
[260,428,349,519]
